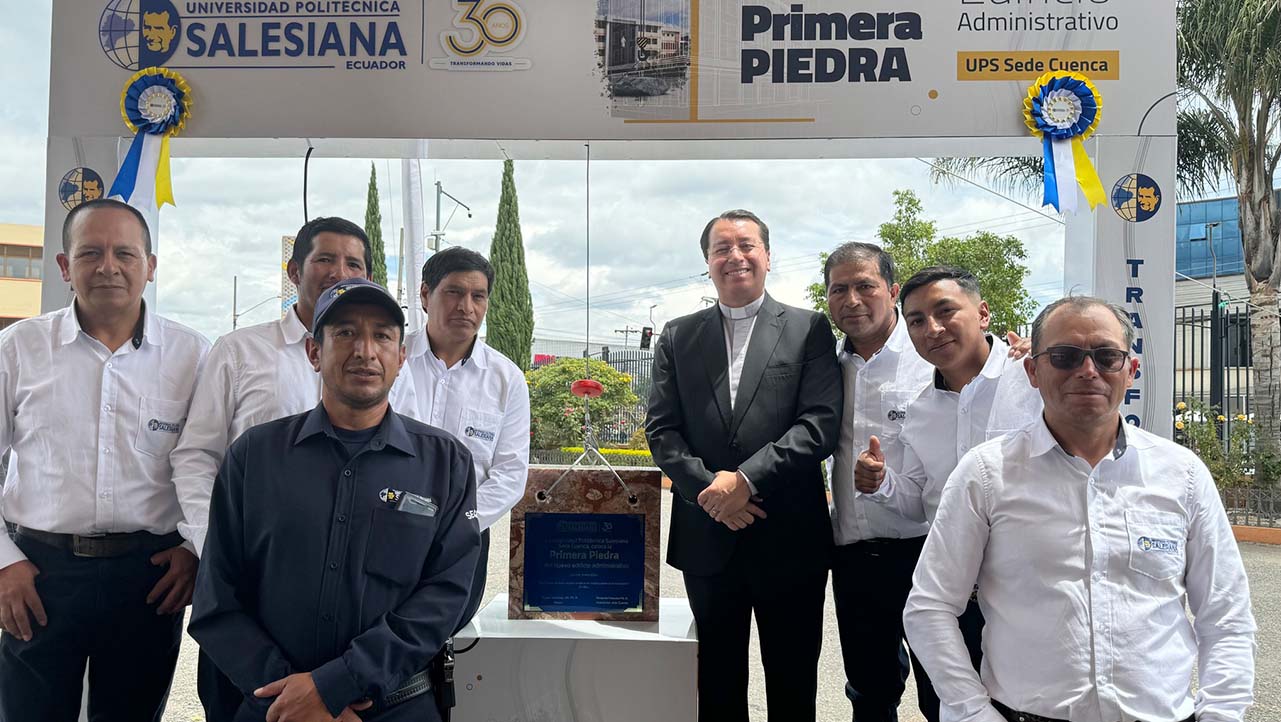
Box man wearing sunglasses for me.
[904,296,1256,722]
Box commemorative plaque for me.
[509,466,661,622]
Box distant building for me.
[0,224,44,330]
[1172,189,1280,416]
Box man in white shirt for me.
[0,198,210,721]
[905,296,1256,722]
[399,246,530,629]
[854,266,1042,722]
[170,216,375,556]
[826,242,935,722]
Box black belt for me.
[992,700,1195,722]
[14,527,183,558]
[382,669,432,707]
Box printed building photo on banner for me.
[596,0,691,119]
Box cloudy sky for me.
[1,1,1068,346]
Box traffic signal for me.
[601,345,610,362]
[640,326,654,349]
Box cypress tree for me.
[486,160,534,371]
[364,162,387,286]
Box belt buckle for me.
[71,535,108,558]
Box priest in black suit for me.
[645,209,842,722]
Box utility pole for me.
[614,326,639,346]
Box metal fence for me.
[1221,487,1281,528]
[528,336,654,451]
[1173,301,1254,442]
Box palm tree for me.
[932,0,1281,460]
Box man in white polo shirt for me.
[399,246,530,629]
[905,296,1256,722]
[854,265,1041,722]
[0,198,209,721]
[170,216,378,556]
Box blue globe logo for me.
[99,0,182,70]
[58,167,106,211]
[1110,173,1162,223]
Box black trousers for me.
[682,547,827,722]
[831,535,927,722]
[0,533,182,722]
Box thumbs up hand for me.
[854,435,887,493]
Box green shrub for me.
[1174,399,1278,488]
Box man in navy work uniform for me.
[190,278,481,722]
[0,198,209,722]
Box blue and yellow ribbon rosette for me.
[108,67,192,209]
[1023,72,1105,214]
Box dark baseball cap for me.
[311,278,405,336]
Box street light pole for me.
[232,275,283,330]
[431,180,473,252]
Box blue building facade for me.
[1175,190,1280,278]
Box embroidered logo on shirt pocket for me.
[1125,509,1186,581]
[880,389,915,428]
[460,408,500,461]
[134,397,188,458]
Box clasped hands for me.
[254,672,372,722]
[697,470,767,531]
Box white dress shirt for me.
[719,294,765,409]
[904,417,1256,722]
[0,302,210,568]
[830,313,935,544]
[872,336,1042,524]
[169,307,415,554]
[399,330,529,531]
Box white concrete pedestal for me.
[452,594,698,722]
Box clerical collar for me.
[719,294,765,320]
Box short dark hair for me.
[291,217,372,270]
[699,209,770,259]
[421,246,494,293]
[61,198,152,255]
[824,241,894,288]
[1030,295,1136,353]
[899,265,981,309]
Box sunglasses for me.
[1031,345,1130,372]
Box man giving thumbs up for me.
[854,435,887,493]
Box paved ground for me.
[161,497,1281,721]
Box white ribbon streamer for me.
[1051,138,1077,214]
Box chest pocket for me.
[134,397,188,458]
[878,388,916,435]
[1125,509,1186,581]
[365,506,437,587]
[459,408,501,463]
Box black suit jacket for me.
[645,294,842,576]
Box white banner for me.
[52,0,1173,142]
